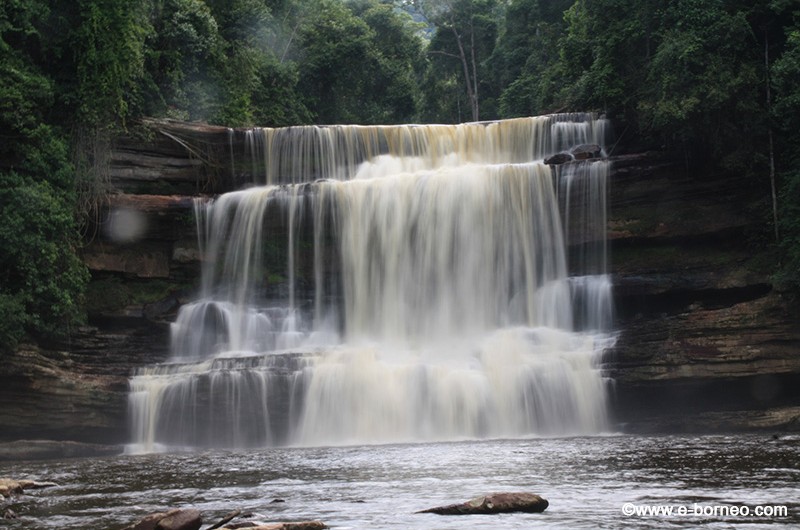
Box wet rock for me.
[16,479,58,490]
[120,511,169,530]
[0,440,123,461]
[418,492,549,515]
[155,508,202,530]
[544,152,573,165]
[0,321,170,445]
[0,478,57,497]
[623,405,800,434]
[83,241,171,278]
[142,294,182,320]
[3,508,18,519]
[207,510,242,530]
[221,523,326,530]
[570,144,601,159]
[0,479,23,497]
[121,509,202,530]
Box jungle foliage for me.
[1,0,799,351]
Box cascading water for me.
[129,114,615,451]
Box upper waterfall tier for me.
[239,113,610,184]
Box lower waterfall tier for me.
[129,326,613,451]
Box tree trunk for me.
[765,31,779,241]
[450,24,479,121]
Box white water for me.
[129,114,615,451]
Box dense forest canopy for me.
[1,0,799,352]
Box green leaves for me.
[0,173,88,352]
[772,14,800,288]
[295,0,422,124]
[420,0,499,122]
[71,0,151,127]
[638,0,761,165]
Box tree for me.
[0,174,89,349]
[351,0,424,123]
[294,0,421,124]
[638,0,762,169]
[771,8,800,288]
[553,0,658,133]
[421,0,499,122]
[492,0,572,117]
[143,0,222,120]
[0,2,88,352]
[69,0,152,127]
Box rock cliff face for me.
[1,121,798,446]
[604,152,800,431]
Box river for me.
[1,434,797,529]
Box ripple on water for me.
[0,434,797,530]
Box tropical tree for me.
[294,0,421,124]
[420,0,499,122]
[772,7,800,286]
[638,0,762,169]
[143,0,222,120]
[492,0,572,117]
[0,1,88,352]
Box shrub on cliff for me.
[0,172,89,352]
[0,9,88,352]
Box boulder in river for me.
[417,492,549,515]
[0,478,58,497]
[221,521,327,530]
[121,508,202,530]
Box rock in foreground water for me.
[418,492,549,515]
[120,508,201,530]
[220,521,327,530]
[0,478,58,497]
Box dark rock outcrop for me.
[571,143,602,159]
[0,320,170,445]
[544,152,573,165]
[3,120,798,444]
[603,151,800,432]
[0,440,122,461]
[418,492,549,515]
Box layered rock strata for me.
[1,121,797,446]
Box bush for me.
[0,172,88,351]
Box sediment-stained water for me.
[129,114,617,450]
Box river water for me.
[1,434,798,529]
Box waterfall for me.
[129,114,615,451]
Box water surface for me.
[2,434,798,529]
